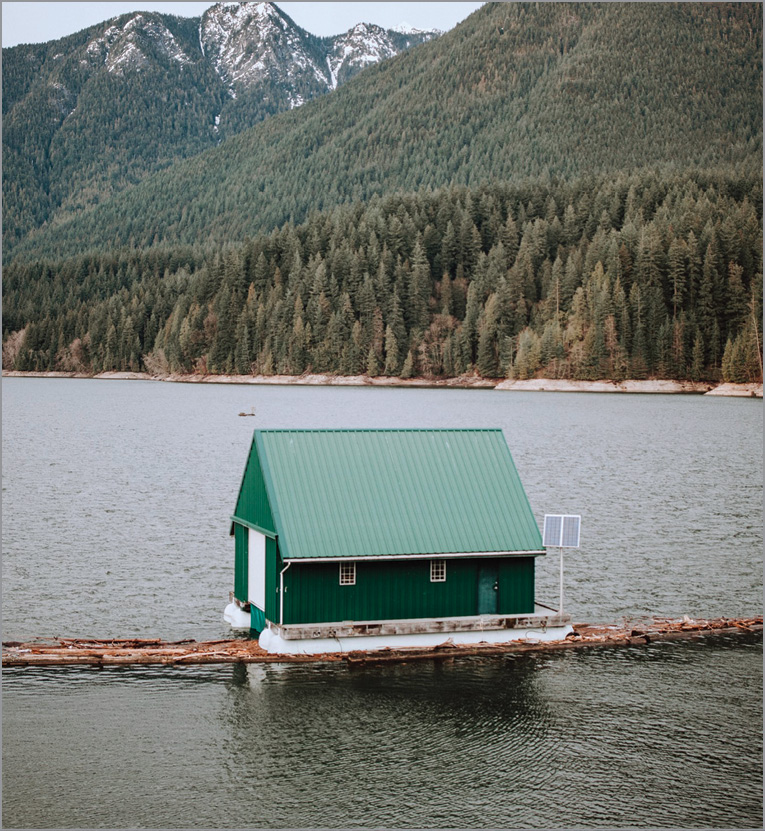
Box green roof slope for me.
[252,429,543,560]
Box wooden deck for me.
[2,616,761,667]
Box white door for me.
[248,529,266,611]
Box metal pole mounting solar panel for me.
[542,514,581,616]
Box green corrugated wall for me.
[234,523,248,604]
[250,606,266,633]
[265,537,278,621]
[282,556,535,625]
[233,435,276,535]
[498,557,535,614]
[234,524,279,613]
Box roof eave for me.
[284,549,546,563]
[230,516,278,538]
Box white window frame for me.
[430,559,446,582]
[339,561,356,585]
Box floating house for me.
[224,429,572,653]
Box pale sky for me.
[2,2,485,46]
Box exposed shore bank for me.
[2,370,762,397]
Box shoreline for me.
[2,370,762,397]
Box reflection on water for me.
[263,659,548,822]
[224,657,553,828]
[4,638,760,828]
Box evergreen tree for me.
[408,239,431,331]
[721,337,736,382]
[629,283,648,378]
[383,324,400,375]
[685,230,701,309]
[234,312,251,375]
[513,328,542,379]
[208,285,235,371]
[476,293,500,377]
[400,349,414,379]
[725,262,747,338]
[4,169,761,386]
[440,273,453,316]
[668,237,687,319]
[690,331,705,381]
[366,344,380,377]
[348,320,364,374]
[289,314,308,375]
[462,281,480,365]
[104,322,118,371]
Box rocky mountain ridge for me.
[84,13,194,76]
[2,1,439,251]
[39,2,439,100]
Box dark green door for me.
[477,562,498,614]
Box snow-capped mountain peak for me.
[85,13,192,75]
[80,2,439,106]
[198,2,439,101]
[327,22,397,89]
[200,1,327,91]
[393,22,443,36]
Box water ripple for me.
[2,381,762,828]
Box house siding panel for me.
[234,522,248,604]
[497,557,535,614]
[282,557,535,625]
[233,435,275,535]
[265,539,279,622]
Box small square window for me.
[430,559,446,582]
[339,562,356,585]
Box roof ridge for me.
[254,428,503,433]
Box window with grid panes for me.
[339,562,356,585]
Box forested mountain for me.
[3,3,762,386]
[7,2,761,263]
[2,2,437,253]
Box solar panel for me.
[542,514,563,547]
[543,514,581,548]
[562,515,581,548]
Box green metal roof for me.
[240,429,544,560]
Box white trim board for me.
[285,550,545,563]
[248,528,266,611]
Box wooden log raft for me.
[2,616,761,667]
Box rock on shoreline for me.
[2,370,762,397]
[703,382,763,397]
[495,378,763,396]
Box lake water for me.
[2,378,762,828]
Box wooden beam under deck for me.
[2,617,761,667]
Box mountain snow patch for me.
[85,15,191,75]
[200,1,327,89]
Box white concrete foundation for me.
[258,622,574,655]
[223,602,251,630]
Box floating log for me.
[2,616,761,667]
